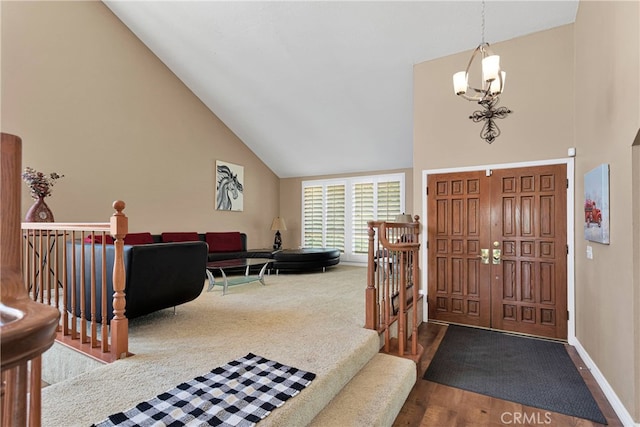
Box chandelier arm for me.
[463,45,482,77]
[459,90,484,102]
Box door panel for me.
[427,164,568,340]
[490,166,567,339]
[427,171,491,327]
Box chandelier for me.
[453,1,512,144]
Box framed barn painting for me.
[215,160,244,211]
[584,164,609,244]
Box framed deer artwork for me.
[215,160,244,211]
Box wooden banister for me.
[109,200,129,359]
[22,208,130,362]
[365,216,423,362]
[378,222,420,250]
[365,225,377,330]
[21,223,111,231]
[1,133,60,427]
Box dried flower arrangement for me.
[21,167,64,199]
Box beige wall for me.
[280,168,413,248]
[574,1,639,420]
[1,1,279,248]
[414,6,639,421]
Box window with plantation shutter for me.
[352,182,374,254]
[377,180,402,221]
[302,182,346,251]
[351,177,402,256]
[303,186,324,248]
[302,173,404,262]
[325,184,345,250]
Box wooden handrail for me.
[20,204,130,362]
[4,134,130,373]
[378,223,420,250]
[365,216,423,362]
[1,132,60,427]
[21,223,110,231]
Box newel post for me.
[365,222,377,330]
[109,200,128,359]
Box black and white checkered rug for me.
[92,353,316,427]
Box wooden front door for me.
[427,164,567,340]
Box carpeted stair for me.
[42,327,416,426]
[309,353,417,426]
[40,266,417,426]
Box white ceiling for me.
[103,1,578,178]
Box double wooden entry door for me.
[427,164,568,340]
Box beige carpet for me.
[41,264,412,426]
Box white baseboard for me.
[571,337,638,426]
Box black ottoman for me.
[273,248,340,273]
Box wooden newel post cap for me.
[112,200,126,214]
[111,200,128,238]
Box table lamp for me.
[394,213,413,223]
[271,217,287,250]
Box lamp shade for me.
[453,71,467,95]
[271,217,287,231]
[394,213,413,223]
[482,55,500,82]
[489,71,506,95]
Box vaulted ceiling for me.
[104,1,578,178]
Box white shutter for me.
[303,186,323,248]
[325,184,345,251]
[352,182,374,254]
[377,180,402,221]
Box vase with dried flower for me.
[21,167,64,222]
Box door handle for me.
[492,249,501,264]
[478,249,490,264]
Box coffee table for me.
[205,258,273,295]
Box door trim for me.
[421,157,576,342]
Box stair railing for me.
[366,216,422,361]
[21,201,130,363]
[1,133,60,427]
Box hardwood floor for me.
[393,322,623,427]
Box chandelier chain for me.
[481,0,485,45]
